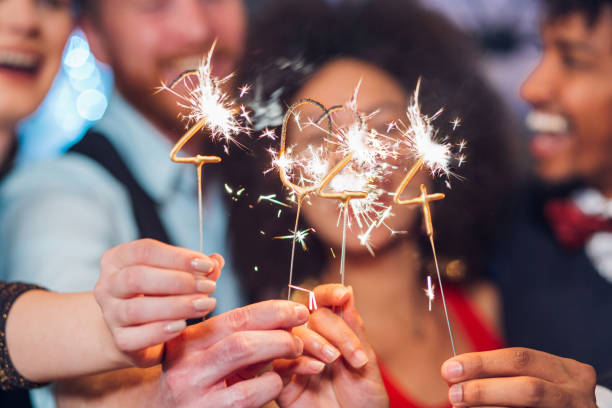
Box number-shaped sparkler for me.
[170,119,222,254]
[278,98,337,299]
[393,155,456,357]
[166,41,248,253]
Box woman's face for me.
[0,0,72,129]
[289,58,430,254]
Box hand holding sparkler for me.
[274,284,389,408]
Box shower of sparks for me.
[316,82,397,252]
[274,228,313,251]
[389,78,456,179]
[288,284,318,311]
[424,275,435,312]
[257,194,291,208]
[160,41,250,150]
[239,84,251,98]
[259,128,277,140]
[451,117,461,130]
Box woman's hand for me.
[274,284,389,408]
[94,238,223,368]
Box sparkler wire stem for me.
[429,235,456,356]
[197,163,204,253]
[287,196,303,300]
[340,199,349,286]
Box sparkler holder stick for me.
[279,99,334,300]
[286,198,303,300]
[170,117,222,253]
[394,161,456,356]
[340,199,350,286]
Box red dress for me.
[378,287,505,408]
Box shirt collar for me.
[93,89,196,202]
[0,139,17,182]
[573,188,612,219]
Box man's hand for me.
[159,300,310,408]
[274,284,389,408]
[95,239,223,368]
[441,347,597,407]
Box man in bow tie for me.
[441,0,612,406]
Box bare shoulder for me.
[466,280,502,334]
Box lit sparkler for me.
[392,78,462,356]
[162,41,250,252]
[316,82,396,284]
[273,98,336,299]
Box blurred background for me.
[16,0,542,165]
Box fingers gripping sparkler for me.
[163,41,250,253]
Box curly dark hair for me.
[225,0,524,302]
[544,0,612,25]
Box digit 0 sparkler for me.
[274,98,335,299]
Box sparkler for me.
[392,78,461,356]
[162,41,250,252]
[315,82,397,285]
[274,98,336,299]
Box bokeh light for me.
[17,31,113,165]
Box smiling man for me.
[1,1,247,318]
[0,0,256,407]
[441,1,612,407]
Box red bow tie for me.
[544,199,612,249]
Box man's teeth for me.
[171,56,203,72]
[525,111,569,134]
[0,51,40,70]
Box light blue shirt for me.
[0,90,244,407]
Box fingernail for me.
[322,345,341,362]
[352,349,368,368]
[294,305,309,321]
[334,287,348,301]
[193,297,216,311]
[443,360,464,380]
[449,384,463,404]
[196,279,216,293]
[191,258,214,273]
[216,255,225,269]
[165,320,186,333]
[307,360,326,373]
[294,336,304,354]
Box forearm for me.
[6,290,128,383]
[55,366,161,408]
